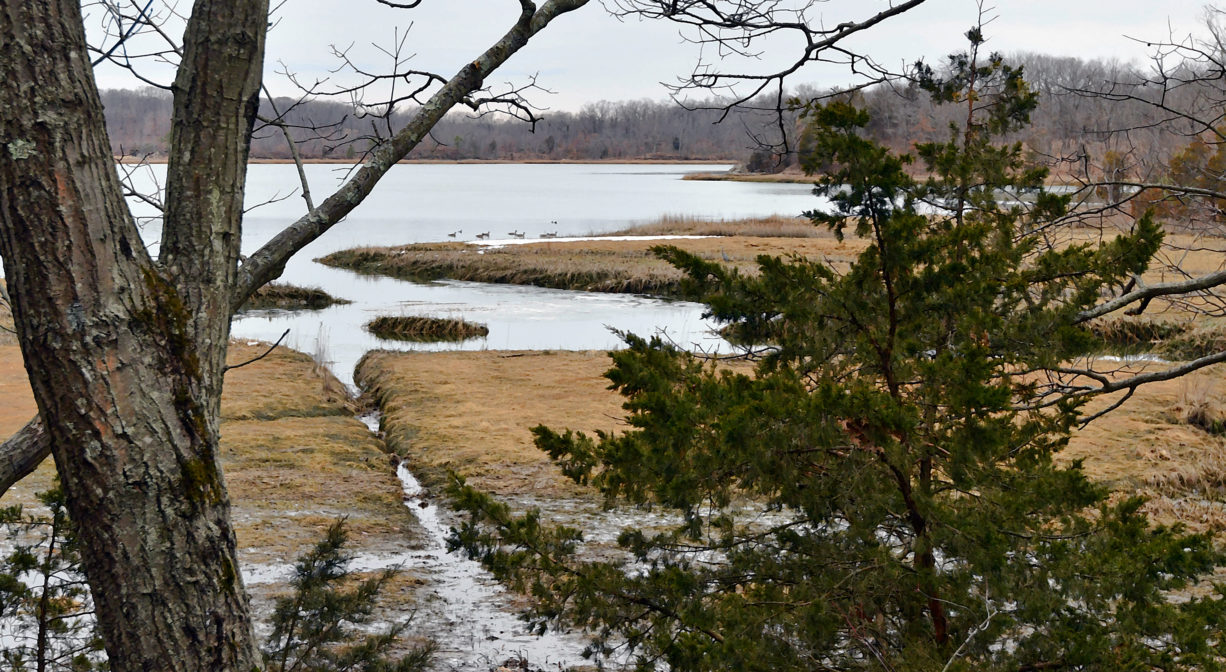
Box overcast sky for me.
[89,0,1218,110]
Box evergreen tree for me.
[263,520,433,672]
[451,33,1226,671]
[0,489,105,672]
[0,512,431,672]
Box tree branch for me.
[1074,266,1226,323]
[0,417,51,499]
[232,0,592,307]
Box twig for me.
[224,329,290,372]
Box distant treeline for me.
[100,52,1199,175]
[102,89,776,162]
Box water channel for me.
[122,162,820,385]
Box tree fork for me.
[0,0,266,668]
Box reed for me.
[241,282,349,311]
[612,214,818,238]
[321,244,686,296]
[366,315,489,342]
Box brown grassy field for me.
[356,347,1226,540]
[1065,363,1226,535]
[0,335,417,567]
[356,350,626,498]
[219,342,416,563]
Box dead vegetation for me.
[320,242,689,296]
[366,315,489,342]
[356,350,626,498]
[612,214,819,238]
[352,347,1226,541]
[1062,365,1226,535]
[317,215,862,296]
[239,282,349,312]
[0,340,416,566]
[218,342,413,561]
[681,171,813,184]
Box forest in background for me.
[102,51,1202,180]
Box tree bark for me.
[0,0,265,669]
[0,417,50,493]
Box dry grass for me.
[356,350,627,498]
[613,214,821,238]
[0,340,414,566]
[352,346,1226,541]
[239,282,349,312]
[681,171,813,184]
[319,219,862,296]
[218,342,413,561]
[320,242,689,296]
[366,315,488,342]
[1065,365,1226,534]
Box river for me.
[120,162,820,386]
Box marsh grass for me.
[681,172,812,184]
[366,315,489,342]
[240,282,349,312]
[1091,318,1226,360]
[321,244,687,296]
[612,214,819,238]
[317,215,862,296]
[217,341,414,562]
[355,350,625,497]
[352,346,1226,541]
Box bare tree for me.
[0,1,939,670]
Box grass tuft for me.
[366,315,489,342]
[241,283,350,312]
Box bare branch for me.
[259,87,316,212]
[233,0,593,307]
[0,417,51,499]
[607,0,930,149]
[223,329,290,372]
[1074,266,1226,323]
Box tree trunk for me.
[0,1,265,669]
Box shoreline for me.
[115,156,742,166]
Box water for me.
[119,162,820,387]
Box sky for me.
[87,0,1219,111]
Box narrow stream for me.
[368,413,596,671]
[241,411,597,671]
